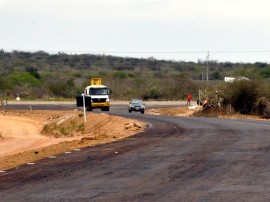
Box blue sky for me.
[1,0,270,63]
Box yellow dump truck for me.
[82,78,112,111]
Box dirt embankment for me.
[0,110,145,170]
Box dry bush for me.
[42,114,85,137]
[192,107,221,117]
[255,97,270,118]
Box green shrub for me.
[112,71,127,79]
[142,88,163,100]
[260,69,270,78]
[72,72,82,77]
[5,72,42,87]
[48,79,79,98]
[223,80,259,114]
[25,67,41,79]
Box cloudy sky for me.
[1,0,270,63]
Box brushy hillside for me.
[0,50,270,101]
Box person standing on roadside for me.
[187,92,192,106]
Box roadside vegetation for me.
[42,113,85,138]
[1,50,270,101]
[1,50,270,118]
[193,80,270,119]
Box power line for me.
[2,49,270,54]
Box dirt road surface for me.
[1,104,270,201]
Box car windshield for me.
[89,88,108,95]
[131,100,143,105]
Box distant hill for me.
[0,50,269,100]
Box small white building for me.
[224,77,235,82]
[224,76,250,82]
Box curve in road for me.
[1,105,270,201]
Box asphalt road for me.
[1,103,270,201]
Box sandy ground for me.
[0,114,88,158]
[0,110,146,170]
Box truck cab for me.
[84,78,111,111]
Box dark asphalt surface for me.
[1,103,270,201]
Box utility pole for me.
[206,51,209,81]
[82,93,86,123]
[202,71,204,82]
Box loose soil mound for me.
[146,106,197,116]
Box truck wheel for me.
[141,110,144,114]
[87,107,92,111]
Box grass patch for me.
[42,114,85,137]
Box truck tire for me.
[87,107,92,111]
